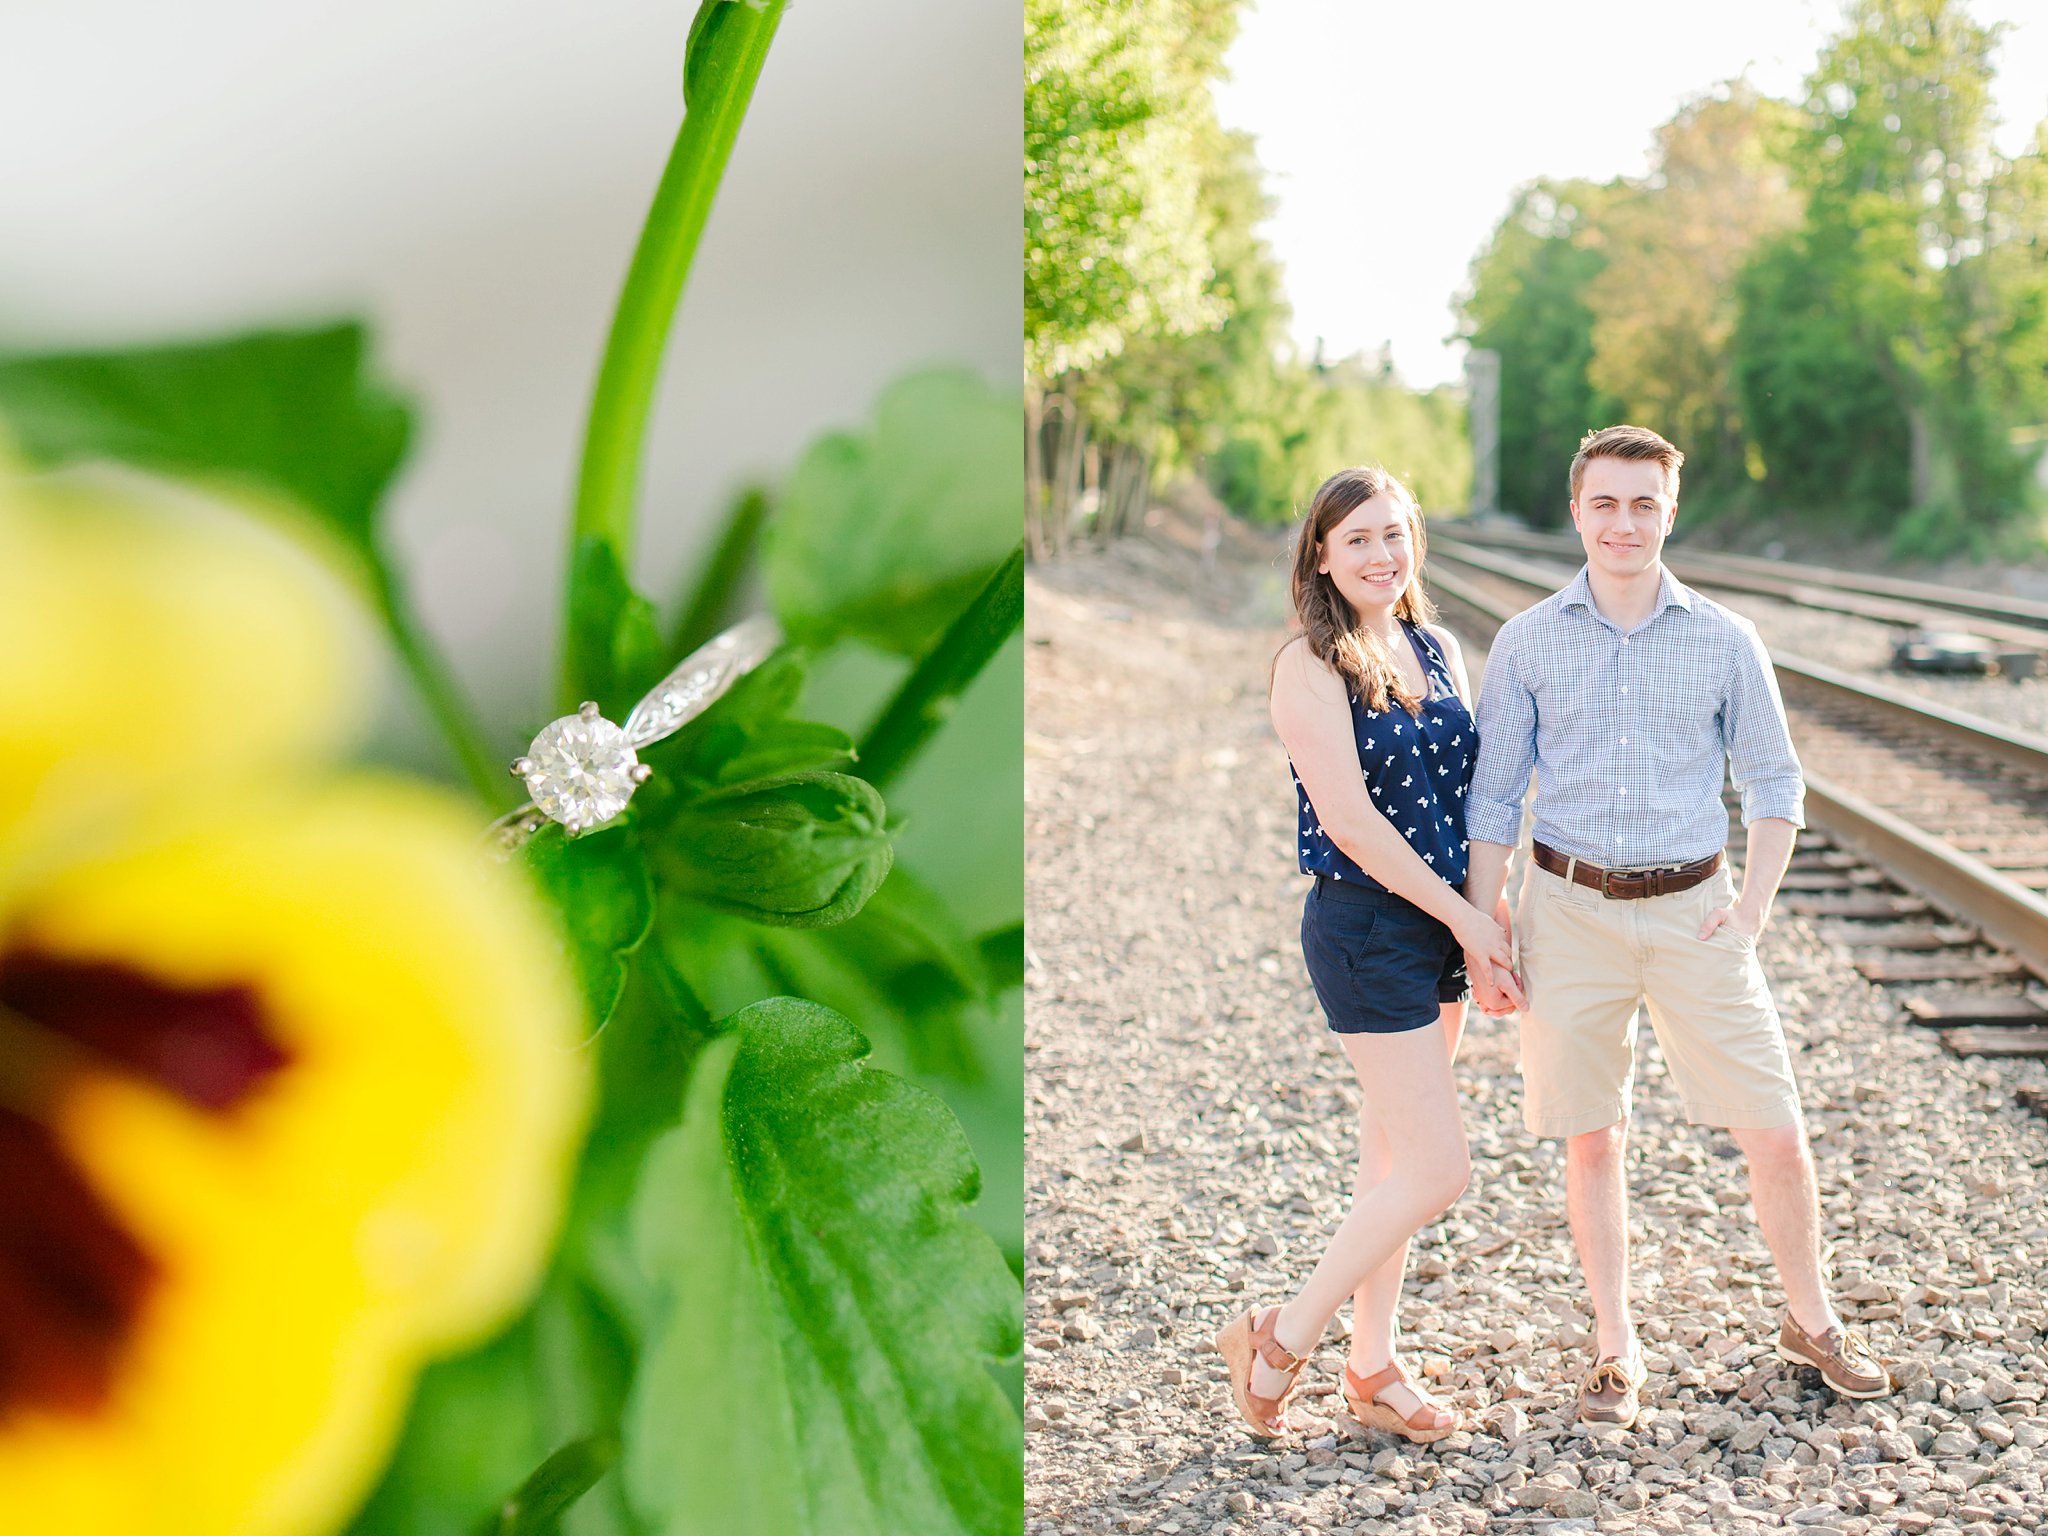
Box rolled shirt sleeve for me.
[1724,620,1806,827]
[1468,619,1537,846]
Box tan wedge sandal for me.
[1342,1359,1462,1444]
[1215,1305,1311,1438]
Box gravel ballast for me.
[1024,525,2048,1536]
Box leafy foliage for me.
[565,536,673,715]
[345,1272,639,1536]
[766,369,1021,657]
[1732,228,1914,523]
[1583,85,1803,494]
[1024,0,1228,379]
[1027,0,1470,528]
[1460,0,2048,552]
[624,1000,1021,1536]
[1207,352,1474,523]
[1457,179,1623,524]
[526,832,656,1033]
[6,11,1022,1533]
[0,322,408,554]
[652,770,892,928]
[0,321,510,793]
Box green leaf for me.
[656,884,1021,1266]
[766,370,1022,656]
[975,923,1025,995]
[566,948,721,1330]
[754,867,994,1082]
[0,322,409,556]
[564,536,670,713]
[525,833,655,1033]
[651,771,891,928]
[623,999,1022,1536]
[0,321,512,799]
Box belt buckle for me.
[1598,867,1624,899]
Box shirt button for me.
[1619,787,1627,796]
[1619,736,1628,745]
[1620,686,1629,695]
[1615,835,1624,843]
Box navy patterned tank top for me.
[1292,621,1476,890]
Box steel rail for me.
[1798,774,2048,985]
[1439,524,2048,638]
[1421,547,2048,985]
[1428,542,2048,773]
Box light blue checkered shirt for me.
[1468,565,1804,865]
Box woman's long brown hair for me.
[1284,465,1438,717]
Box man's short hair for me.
[1570,424,1684,502]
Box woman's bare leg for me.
[1248,1015,1470,1399]
[1343,1001,1468,1419]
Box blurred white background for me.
[0,0,1021,723]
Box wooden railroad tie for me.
[1853,952,2029,985]
[1776,869,1884,893]
[1814,922,1978,951]
[1943,1026,2048,1059]
[1901,993,2048,1029]
[1783,894,1930,919]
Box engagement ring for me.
[487,614,781,853]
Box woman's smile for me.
[1317,492,1416,610]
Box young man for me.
[1461,425,1893,1427]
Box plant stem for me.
[857,544,1025,791]
[368,553,503,803]
[562,0,786,703]
[476,1430,621,1536]
[670,483,769,655]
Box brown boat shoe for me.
[1775,1314,1894,1399]
[1577,1350,1648,1428]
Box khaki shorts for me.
[1514,862,1801,1137]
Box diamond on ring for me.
[486,615,780,853]
[513,701,651,834]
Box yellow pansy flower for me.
[0,470,587,1534]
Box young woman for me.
[1216,465,1521,1442]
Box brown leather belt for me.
[1531,840,1721,900]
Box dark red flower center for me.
[0,952,289,1422]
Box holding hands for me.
[1450,898,1523,1017]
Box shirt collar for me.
[1559,563,1695,624]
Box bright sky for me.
[1212,0,2048,389]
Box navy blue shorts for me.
[1300,877,1469,1035]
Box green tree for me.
[1028,0,1473,540]
[1983,120,2048,466]
[1024,0,1226,381]
[1584,84,1803,494]
[1210,354,1472,523]
[1458,178,1622,524]
[1741,0,2037,551]
[1733,230,1914,521]
[1079,123,1288,480]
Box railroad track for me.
[1439,525,2048,656]
[1420,543,2048,1091]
